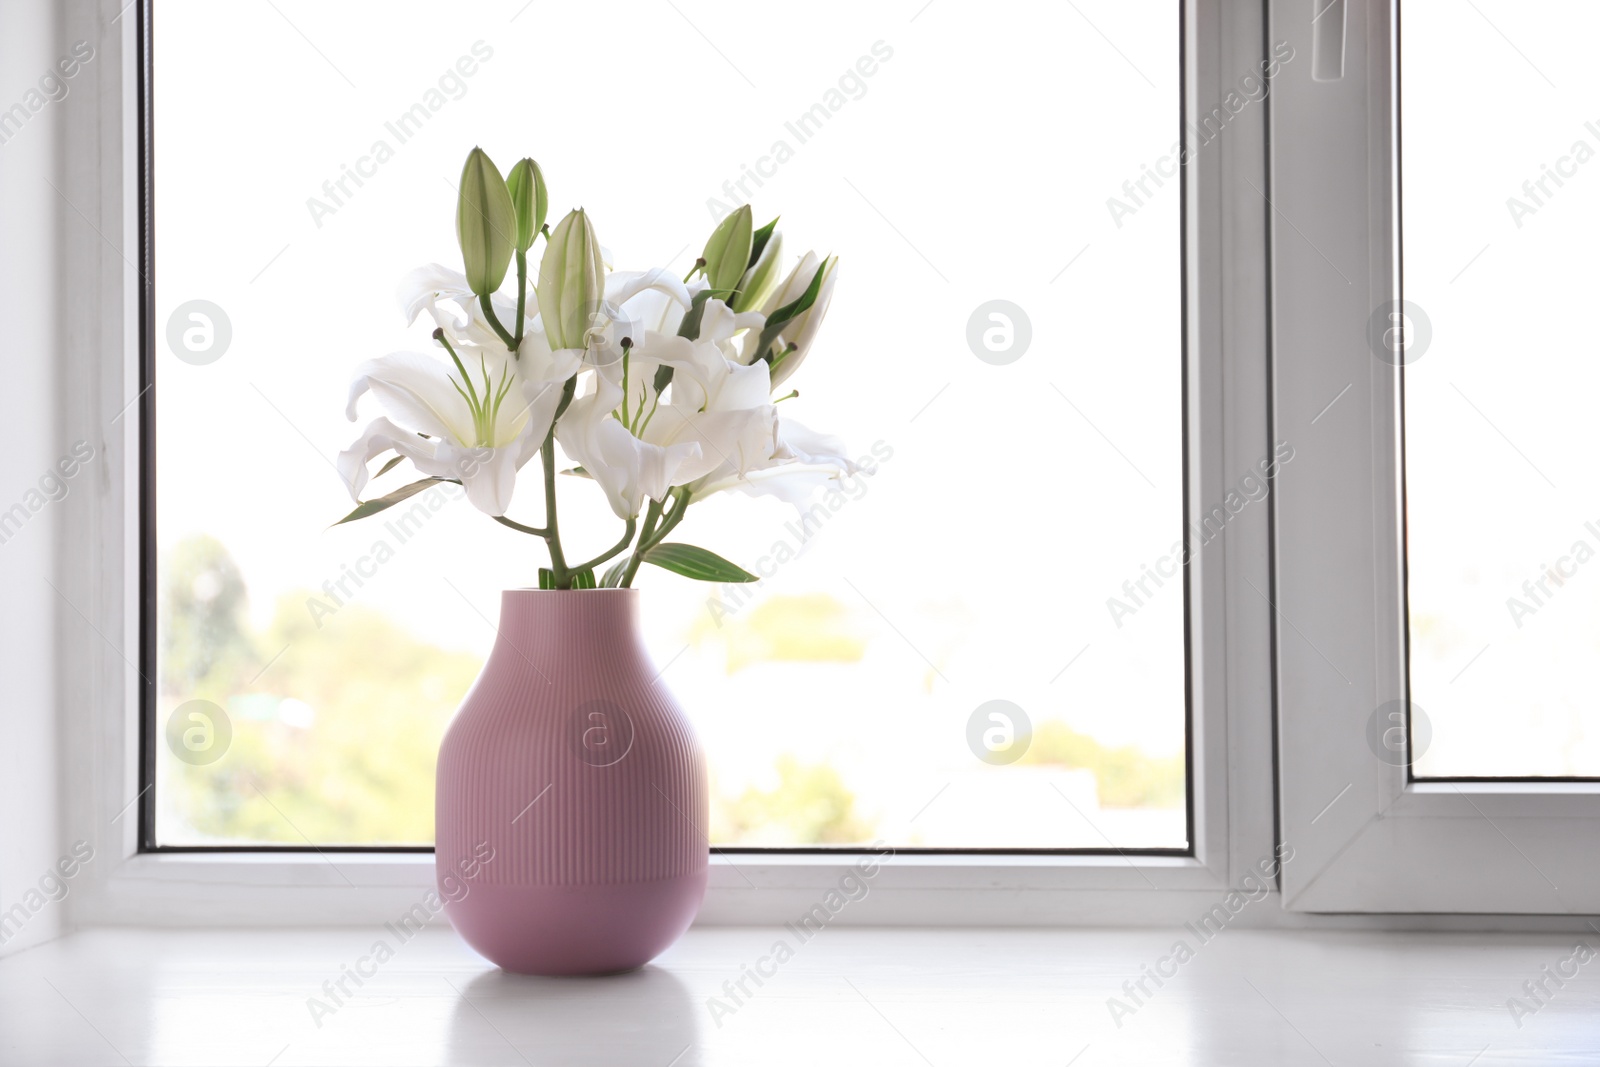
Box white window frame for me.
[56,0,1287,928]
[1270,0,1600,914]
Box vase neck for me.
[489,588,644,667]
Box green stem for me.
[553,374,577,422]
[479,291,516,351]
[619,499,665,589]
[539,376,580,587]
[619,489,695,587]
[494,515,548,537]
[572,519,638,575]
[512,249,527,352]
[644,489,693,550]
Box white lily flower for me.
[641,333,780,485]
[556,325,782,520]
[338,340,540,517]
[555,367,704,521]
[331,149,868,594]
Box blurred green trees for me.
[711,755,871,845]
[1019,721,1184,808]
[160,537,1176,847]
[161,537,871,845]
[161,534,255,694]
[160,536,479,844]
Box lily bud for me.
[700,204,753,297]
[538,208,605,351]
[505,158,548,254]
[759,252,838,389]
[456,148,517,296]
[733,230,783,313]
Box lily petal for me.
[434,435,525,516]
[398,263,473,326]
[335,416,441,502]
[556,375,703,520]
[345,351,474,442]
[606,268,692,312]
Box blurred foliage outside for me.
[689,592,868,673]
[1020,722,1186,809]
[160,537,1181,846]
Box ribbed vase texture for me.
[435,589,708,975]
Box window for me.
[52,0,1598,928]
[1273,0,1600,913]
[147,1,1190,852]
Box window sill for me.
[7,926,1596,1064]
[77,849,1227,928]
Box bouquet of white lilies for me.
[335,148,851,590]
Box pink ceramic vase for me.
[435,588,707,975]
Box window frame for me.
[65,0,1283,926]
[1269,0,1600,914]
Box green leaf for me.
[456,148,517,296]
[373,454,405,479]
[675,288,718,340]
[540,566,597,589]
[505,158,548,254]
[600,559,629,588]
[701,205,753,296]
[748,216,779,269]
[333,477,452,526]
[642,543,758,583]
[561,465,592,479]
[753,258,829,364]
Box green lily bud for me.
[538,208,604,351]
[733,230,783,313]
[505,158,548,254]
[700,204,753,298]
[456,147,517,296]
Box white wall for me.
[0,0,134,955]
[0,0,69,957]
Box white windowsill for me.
[5,925,1594,1065]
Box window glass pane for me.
[1403,0,1600,776]
[154,0,1186,846]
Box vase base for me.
[445,871,707,976]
